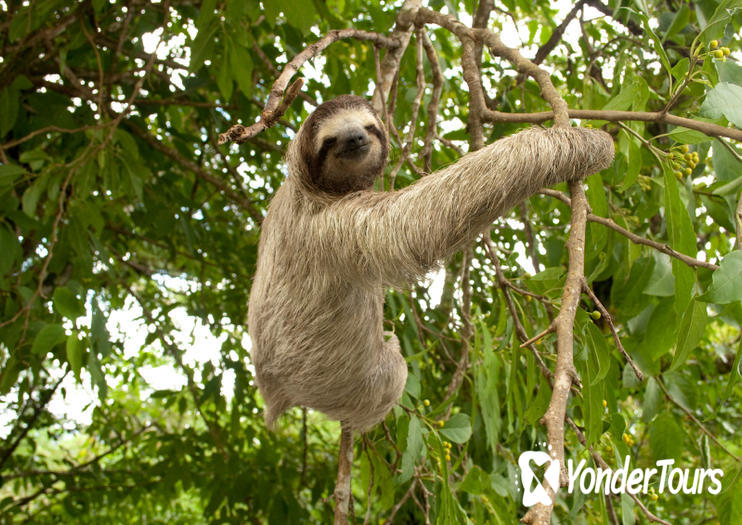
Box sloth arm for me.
[314,126,614,287]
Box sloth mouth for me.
[337,142,370,159]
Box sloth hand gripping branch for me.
[248,95,614,431]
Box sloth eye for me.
[364,125,376,132]
[322,137,337,147]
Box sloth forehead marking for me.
[314,108,378,152]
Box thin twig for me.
[483,237,553,381]
[582,279,644,381]
[540,189,718,270]
[382,479,416,525]
[656,377,741,462]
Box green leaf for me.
[717,60,742,85]
[642,377,661,422]
[722,345,742,402]
[697,0,742,40]
[195,0,218,29]
[405,369,420,398]
[663,168,696,256]
[282,0,316,31]
[643,254,674,297]
[400,416,424,482]
[457,465,488,495]
[640,298,678,363]
[649,411,684,462]
[189,17,219,72]
[53,287,85,319]
[666,126,712,144]
[669,299,708,372]
[229,44,253,97]
[702,83,742,127]
[584,322,610,384]
[583,346,605,444]
[523,377,550,425]
[0,163,25,188]
[8,9,30,42]
[31,324,67,355]
[66,333,85,378]
[440,413,472,444]
[21,175,47,217]
[701,251,742,304]
[0,357,20,395]
[701,82,742,128]
[216,51,234,101]
[91,301,112,357]
[621,492,636,525]
[633,9,673,81]
[713,176,742,197]
[712,141,742,182]
[0,226,20,276]
[717,467,742,525]
[603,79,635,111]
[664,5,690,42]
[663,167,695,314]
[0,87,19,137]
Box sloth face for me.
[300,95,389,195]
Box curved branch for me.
[219,30,398,144]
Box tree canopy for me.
[1,0,741,523]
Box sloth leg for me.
[352,332,408,431]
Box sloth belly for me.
[250,275,407,428]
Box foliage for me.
[0,0,741,523]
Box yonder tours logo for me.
[518,450,724,506]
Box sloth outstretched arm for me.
[310,126,614,287]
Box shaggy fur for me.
[248,95,614,431]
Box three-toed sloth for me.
[248,95,614,431]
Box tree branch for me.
[334,424,354,525]
[219,29,398,144]
[540,189,719,270]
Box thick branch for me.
[371,0,422,114]
[334,424,354,525]
[414,8,569,127]
[522,181,588,525]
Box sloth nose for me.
[337,128,371,158]
[344,130,369,149]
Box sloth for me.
[248,95,614,431]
